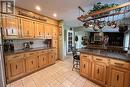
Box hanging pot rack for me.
[78,2,130,22]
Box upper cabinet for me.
[21,18,35,38]
[2,15,20,39]
[44,23,52,39]
[52,25,58,39]
[35,21,44,38]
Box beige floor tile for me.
[62,80,73,87]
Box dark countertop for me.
[4,47,55,56]
[78,48,130,62]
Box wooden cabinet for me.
[80,54,92,78]
[35,21,44,38]
[6,54,25,81]
[25,52,38,73]
[21,18,34,38]
[38,51,48,68]
[44,23,52,39]
[108,66,130,87]
[92,56,108,86]
[48,50,56,65]
[52,25,58,39]
[2,15,20,39]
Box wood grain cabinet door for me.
[21,18,34,38]
[80,58,91,78]
[92,62,107,86]
[25,56,38,73]
[109,67,130,87]
[44,23,52,39]
[2,16,20,38]
[7,58,25,80]
[38,53,48,68]
[48,53,55,65]
[35,22,44,38]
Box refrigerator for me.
[0,27,6,87]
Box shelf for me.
[78,2,130,22]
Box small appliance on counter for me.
[23,41,33,49]
[3,40,14,52]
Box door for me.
[92,62,107,85]
[80,58,91,78]
[109,67,130,87]
[67,30,74,54]
[35,21,44,38]
[25,56,37,73]
[38,53,48,68]
[21,18,34,38]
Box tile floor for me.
[7,56,100,87]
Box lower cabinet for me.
[80,53,130,87]
[6,54,25,82]
[80,57,92,78]
[108,66,130,87]
[92,62,107,86]
[38,52,48,68]
[6,49,56,83]
[25,55,38,73]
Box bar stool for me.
[71,47,80,71]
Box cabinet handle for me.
[43,58,44,61]
[83,64,85,68]
[30,53,34,55]
[13,56,19,58]
[97,68,99,74]
[83,56,88,57]
[39,32,40,35]
[31,61,33,64]
[16,65,17,69]
[114,63,124,66]
[117,75,119,81]
[96,58,102,61]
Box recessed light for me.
[35,6,41,11]
[53,13,57,17]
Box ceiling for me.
[15,0,129,27]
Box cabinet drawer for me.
[110,59,130,69]
[6,54,24,61]
[38,50,48,55]
[93,56,109,64]
[80,54,92,60]
[24,52,37,58]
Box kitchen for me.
[0,0,130,87]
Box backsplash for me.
[3,39,50,51]
[13,39,47,50]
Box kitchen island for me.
[79,48,130,87]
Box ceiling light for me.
[53,13,57,17]
[35,6,41,11]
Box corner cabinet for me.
[80,54,92,78]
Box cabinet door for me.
[80,58,91,78]
[25,56,38,73]
[2,16,20,38]
[48,53,55,65]
[109,67,130,87]
[35,22,44,38]
[38,53,48,68]
[44,23,52,39]
[7,58,25,80]
[52,40,58,48]
[52,26,58,39]
[92,62,107,85]
[21,18,34,38]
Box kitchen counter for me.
[79,48,130,62]
[4,47,55,56]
